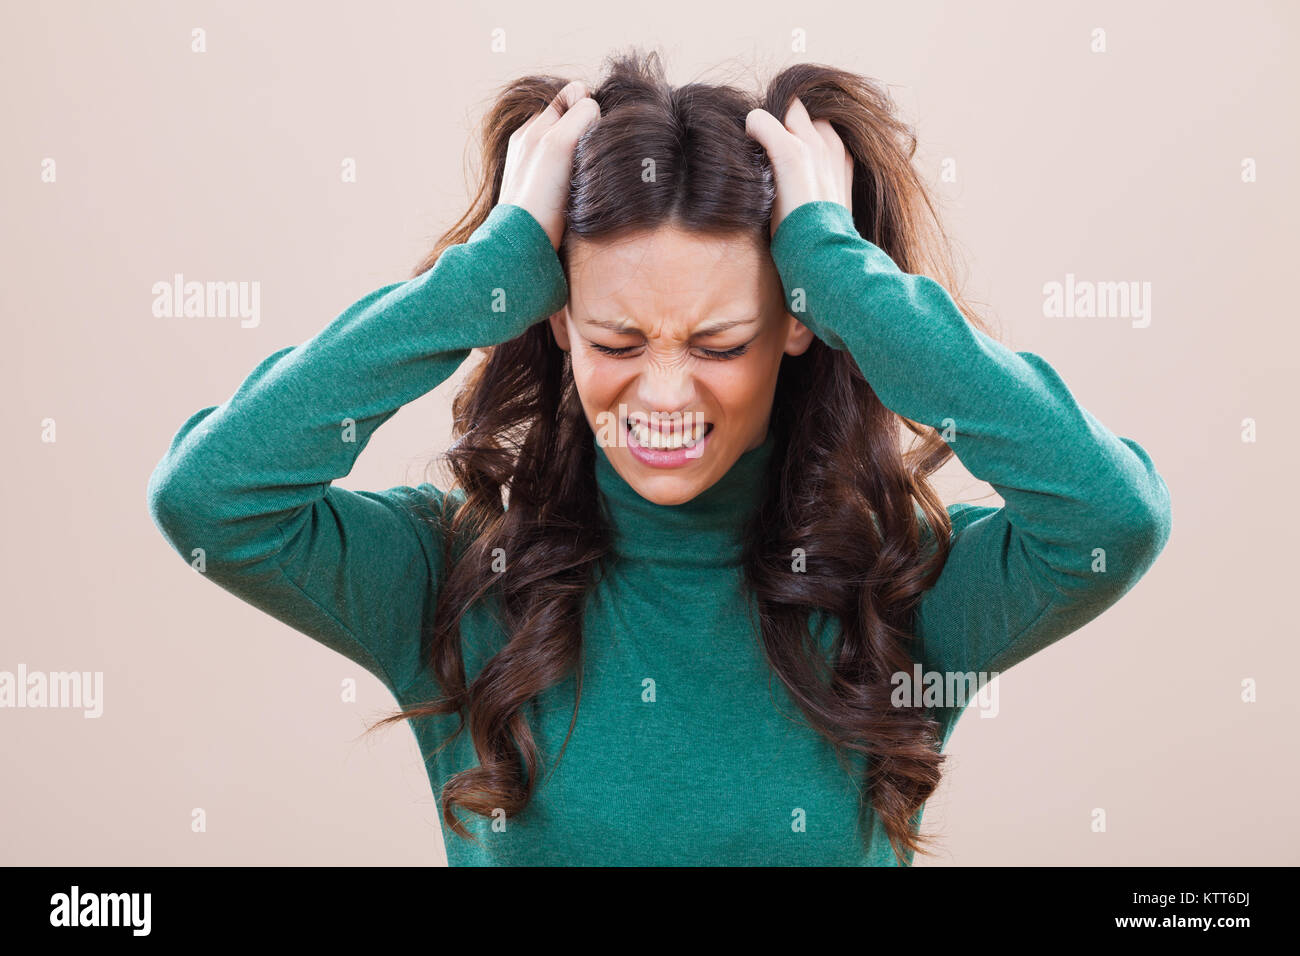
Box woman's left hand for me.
[745,96,853,238]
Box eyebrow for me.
[582,317,760,336]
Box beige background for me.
[3,0,1296,865]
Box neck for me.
[593,426,776,567]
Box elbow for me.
[147,440,233,563]
[1107,471,1173,586]
[147,407,219,550]
[147,441,293,576]
[1106,437,1173,578]
[146,453,200,558]
[146,403,304,582]
[1140,475,1172,555]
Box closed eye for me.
[696,344,751,360]
[587,343,638,357]
[587,342,751,361]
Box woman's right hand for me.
[497,80,601,251]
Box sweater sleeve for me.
[146,203,569,699]
[768,200,1172,683]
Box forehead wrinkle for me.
[572,231,762,338]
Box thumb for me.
[745,108,796,160]
[551,96,601,150]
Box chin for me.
[639,485,700,507]
[626,465,710,506]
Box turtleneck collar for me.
[593,425,776,567]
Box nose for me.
[634,349,699,419]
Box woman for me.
[146,50,1172,866]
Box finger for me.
[549,95,601,149]
[511,108,544,143]
[745,107,797,159]
[527,80,587,139]
[782,95,819,143]
[812,117,844,160]
[556,79,588,111]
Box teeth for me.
[628,419,706,449]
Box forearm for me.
[769,200,1171,597]
[147,202,568,567]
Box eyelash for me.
[588,343,751,361]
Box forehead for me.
[565,225,771,319]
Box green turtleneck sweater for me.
[146,200,1172,866]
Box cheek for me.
[712,350,780,412]
[570,353,629,412]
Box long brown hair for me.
[368,47,999,864]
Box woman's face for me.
[549,225,815,506]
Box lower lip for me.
[626,421,713,468]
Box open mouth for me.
[625,417,714,450]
